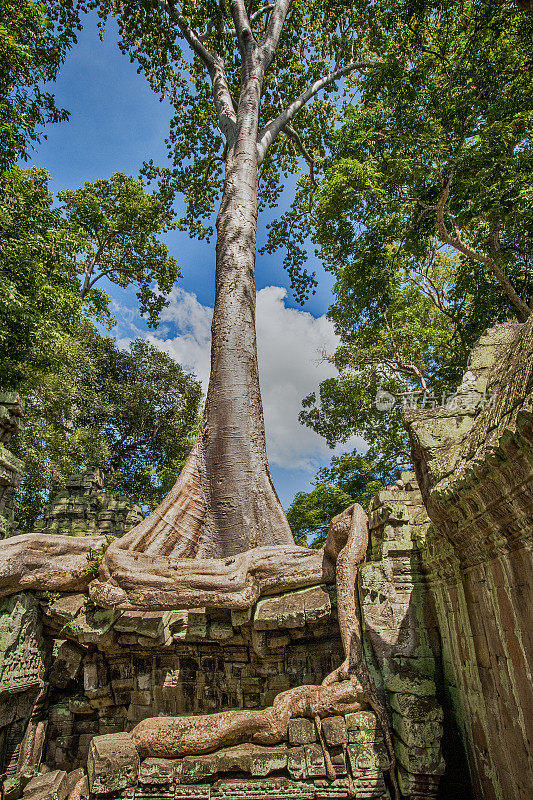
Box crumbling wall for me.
[405,319,533,800]
[359,475,451,799]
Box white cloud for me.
[122,285,363,472]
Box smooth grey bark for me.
[108,0,363,560]
[201,40,293,556]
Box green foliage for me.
[283,0,532,530]
[287,451,397,547]
[84,0,373,301]
[59,173,181,326]
[0,0,81,170]
[86,533,116,577]
[270,0,533,312]
[13,325,202,530]
[0,167,182,390]
[0,167,83,389]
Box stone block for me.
[250,746,288,776]
[304,744,327,777]
[140,758,182,785]
[268,634,291,649]
[392,713,441,748]
[75,607,117,645]
[69,697,93,716]
[320,716,347,746]
[383,669,436,696]
[179,753,219,783]
[175,787,210,800]
[287,747,307,779]
[87,733,140,794]
[86,685,114,710]
[111,677,134,705]
[345,711,380,733]
[209,622,234,641]
[45,594,86,624]
[393,737,445,775]
[130,690,151,706]
[213,779,315,800]
[66,769,85,794]
[254,586,330,631]
[231,608,252,627]
[288,717,316,745]
[347,741,390,771]
[23,771,68,800]
[389,692,443,722]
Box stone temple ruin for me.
[0,317,531,800]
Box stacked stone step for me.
[0,392,24,538]
[359,473,445,798]
[33,467,143,537]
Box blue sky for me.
[28,12,358,507]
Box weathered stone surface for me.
[49,641,84,688]
[32,467,143,538]
[320,717,347,747]
[287,718,316,746]
[139,758,181,785]
[87,733,140,794]
[0,592,48,693]
[211,778,314,800]
[22,770,68,800]
[405,319,533,800]
[303,744,327,777]
[253,586,331,631]
[347,742,390,772]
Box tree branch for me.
[436,179,531,320]
[259,0,292,70]
[256,62,369,164]
[283,124,316,187]
[251,4,275,24]
[159,0,237,142]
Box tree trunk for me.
[109,56,294,560]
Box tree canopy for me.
[59,172,181,326]
[13,327,202,530]
[270,0,533,313]
[0,166,83,388]
[0,0,81,170]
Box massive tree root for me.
[132,678,367,759]
[0,506,397,797]
[0,533,106,597]
[89,543,335,609]
[120,503,399,800]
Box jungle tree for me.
[85,0,375,557]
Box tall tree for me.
[59,173,181,326]
[85,0,374,556]
[13,327,202,531]
[0,167,83,388]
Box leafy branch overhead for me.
[59,173,181,327]
[266,0,533,313]
[85,0,373,264]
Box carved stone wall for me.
[0,593,50,784]
[39,587,344,771]
[86,712,391,800]
[405,318,533,800]
[359,476,448,799]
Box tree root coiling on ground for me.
[132,678,367,759]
